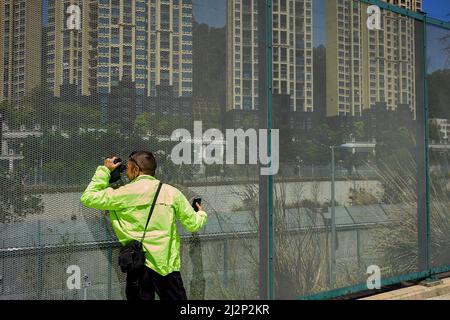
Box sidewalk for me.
[427,293,450,300]
[361,278,450,300]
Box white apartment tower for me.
[46,0,193,98]
[227,0,314,112]
[272,0,314,112]
[0,0,42,102]
[326,0,422,118]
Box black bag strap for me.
[140,182,163,243]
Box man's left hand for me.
[104,157,122,172]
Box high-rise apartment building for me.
[226,0,260,111]
[46,0,193,99]
[387,0,421,11]
[0,0,42,102]
[226,0,314,112]
[326,0,422,118]
[46,0,95,98]
[272,0,314,112]
[326,0,363,117]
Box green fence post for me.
[37,220,43,299]
[356,229,361,271]
[107,246,112,300]
[257,0,273,300]
[267,0,274,301]
[223,239,228,288]
[422,13,432,277]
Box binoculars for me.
[110,157,127,184]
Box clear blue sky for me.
[423,0,450,21]
[421,0,450,73]
[192,0,225,27]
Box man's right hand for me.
[104,157,122,172]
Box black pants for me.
[126,266,187,301]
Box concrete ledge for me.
[360,278,450,300]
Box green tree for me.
[0,171,44,223]
[428,69,450,119]
[352,121,365,139]
[134,112,152,134]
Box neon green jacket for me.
[80,166,207,276]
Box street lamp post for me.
[295,156,303,177]
[329,141,376,286]
[330,146,337,285]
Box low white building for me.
[430,118,450,143]
[0,119,42,173]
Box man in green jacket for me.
[81,151,207,300]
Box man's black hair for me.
[129,151,157,176]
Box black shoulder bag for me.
[118,182,163,273]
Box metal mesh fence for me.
[427,23,450,270]
[0,0,449,300]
